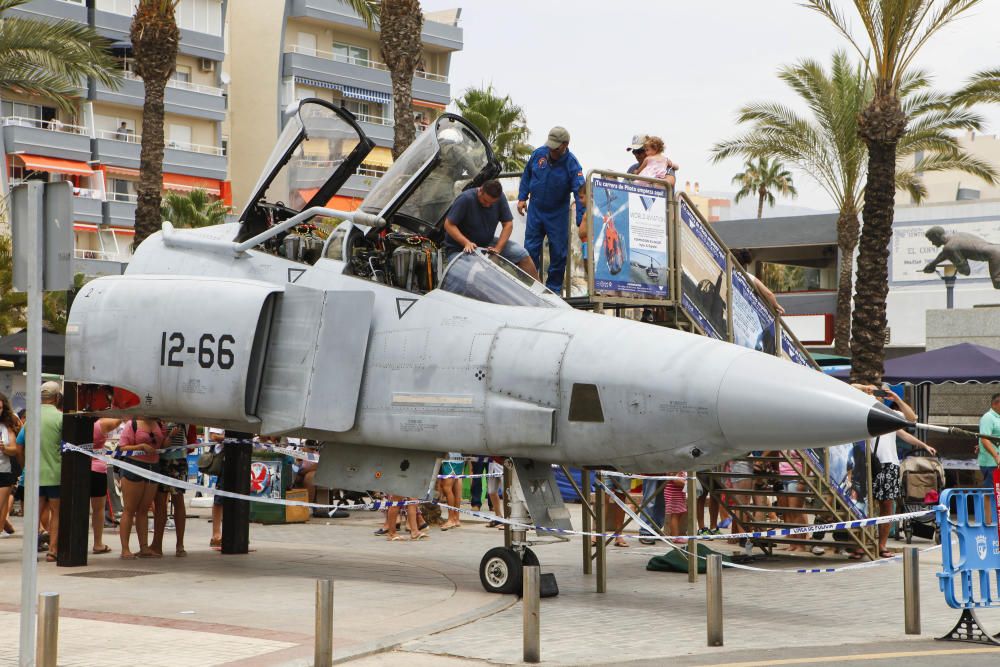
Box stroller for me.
[899,454,945,544]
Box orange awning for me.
[101,165,140,178]
[413,99,446,111]
[17,154,93,176]
[162,173,221,196]
[73,223,98,232]
[297,189,362,211]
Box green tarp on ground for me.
[646,543,732,574]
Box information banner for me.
[780,329,813,367]
[731,270,776,354]
[250,460,282,500]
[679,197,728,339]
[590,177,669,299]
[891,219,1000,284]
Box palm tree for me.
[379,0,423,159]
[712,53,995,355]
[952,68,1000,106]
[731,157,798,219]
[0,0,120,113]
[130,0,180,249]
[805,0,986,384]
[456,85,533,171]
[161,189,228,228]
[0,233,26,336]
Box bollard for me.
[36,592,58,667]
[596,483,607,593]
[686,473,698,583]
[706,555,723,646]
[315,578,334,667]
[523,565,540,663]
[903,547,921,635]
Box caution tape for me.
[597,471,686,481]
[437,473,503,479]
[61,444,941,568]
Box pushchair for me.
[899,454,945,544]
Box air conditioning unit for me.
[198,58,216,73]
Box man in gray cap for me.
[517,126,586,293]
[15,380,63,561]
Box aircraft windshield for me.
[440,252,555,308]
[360,115,494,236]
[244,99,371,215]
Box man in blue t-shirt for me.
[443,179,539,279]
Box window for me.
[96,0,138,15]
[345,100,370,119]
[297,32,317,56]
[440,254,553,308]
[175,0,222,36]
[168,124,192,149]
[1,101,56,122]
[174,65,192,83]
[332,42,370,65]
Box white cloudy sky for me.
[422,0,1000,212]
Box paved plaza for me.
[0,502,998,665]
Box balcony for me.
[71,192,103,225]
[1,117,92,162]
[288,0,462,52]
[283,46,450,107]
[95,71,226,121]
[73,251,126,279]
[93,129,226,180]
[104,197,136,228]
[94,10,224,61]
[7,0,87,24]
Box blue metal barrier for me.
[935,488,1000,644]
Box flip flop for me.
[209,537,221,548]
[880,550,895,559]
[92,545,112,555]
[175,549,187,557]
[848,552,865,560]
[120,553,137,560]
[388,535,408,541]
[45,553,57,562]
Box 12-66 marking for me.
[160,332,235,369]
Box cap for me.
[627,134,649,151]
[40,381,62,401]
[545,126,570,149]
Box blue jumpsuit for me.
[518,146,585,292]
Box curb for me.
[272,594,518,666]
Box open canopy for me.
[831,343,1000,385]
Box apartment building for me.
[895,130,1000,205]
[226,0,463,213]
[0,0,228,275]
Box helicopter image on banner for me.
[64,99,910,593]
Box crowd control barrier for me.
[935,488,1000,645]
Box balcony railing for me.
[166,139,225,156]
[74,249,118,261]
[354,112,392,126]
[2,116,87,134]
[97,128,141,143]
[107,191,138,204]
[121,68,225,96]
[356,166,386,178]
[286,44,449,83]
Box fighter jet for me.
[65,99,908,592]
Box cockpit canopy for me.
[360,114,500,239]
[237,99,373,241]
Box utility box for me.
[11,181,73,292]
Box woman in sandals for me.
[90,418,121,554]
[117,417,164,559]
[0,392,22,540]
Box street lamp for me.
[937,262,958,309]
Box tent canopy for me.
[831,343,1000,385]
[0,329,65,374]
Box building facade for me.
[225,0,463,213]
[896,131,1000,205]
[0,0,229,276]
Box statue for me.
[922,226,1000,289]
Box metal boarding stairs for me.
[699,451,879,560]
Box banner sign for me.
[890,219,1000,284]
[994,468,1000,545]
[679,198,728,339]
[250,460,282,500]
[780,329,812,367]
[590,177,669,299]
[731,270,777,354]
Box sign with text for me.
[731,270,776,354]
[590,177,669,299]
[890,219,1000,283]
[679,197,728,339]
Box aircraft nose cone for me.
[715,351,894,451]
[867,402,913,437]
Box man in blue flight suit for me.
[517,126,585,293]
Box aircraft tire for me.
[479,546,522,595]
[521,547,539,567]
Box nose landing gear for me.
[479,546,538,595]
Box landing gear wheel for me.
[480,547,523,595]
[521,547,539,567]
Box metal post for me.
[19,182,44,667]
[904,547,921,635]
[596,481,606,593]
[523,565,540,663]
[503,465,512,550]
[581,469,592,575]
[706,555,723,646]
[687,473,698,583]
[36,592,58,667]
[314,578,334,667]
